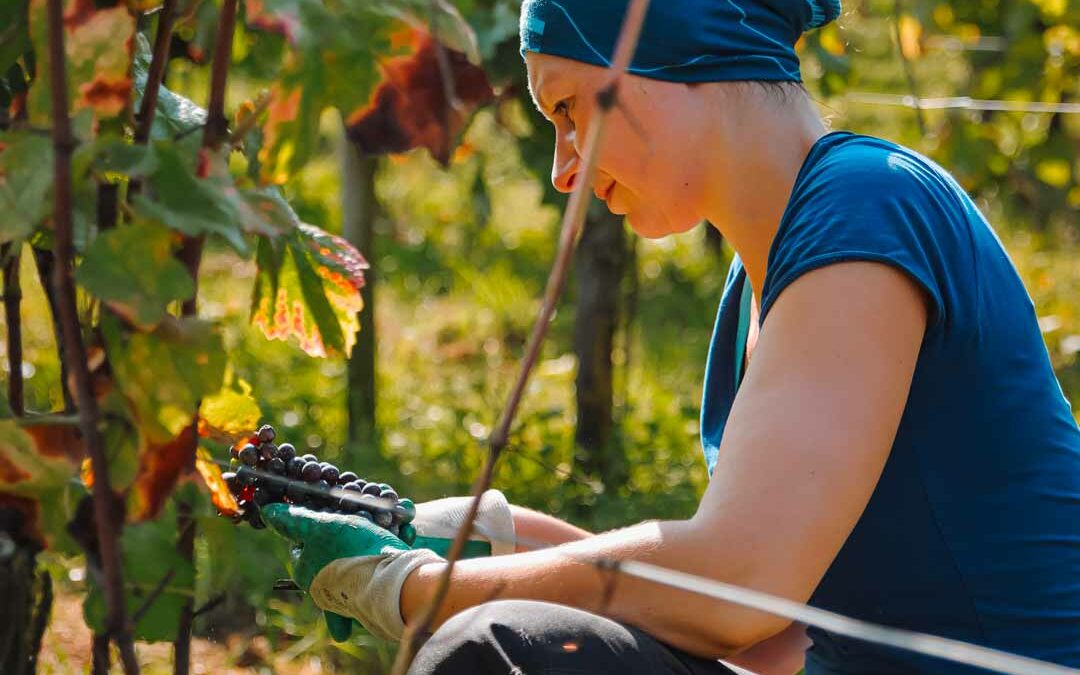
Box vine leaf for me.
[132,32,207,140]
[0,132,55,245]
[0,420,73,497]
[84,518,196,641]
[249,0,478,179]
[346,28,493,165]
[198,379,262,445]
[127,425,196,522]
[26,0,135,124]
[103,316,226,445]
[250,224,368,357]
[194,447,238,516]
[75,221,195,330]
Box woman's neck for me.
[703,88,827,298]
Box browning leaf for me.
[345,29,493,165]
[127,423,195,522]
[195,447,238,516]
[250,225,368,357]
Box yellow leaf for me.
[899,15,923,59]
[199,380,262,445]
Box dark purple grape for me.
[361,483,382,497]
[321,464,340,484]
[374,510,393,528]
[343,481,363,492]
[268,457,286,474]
[287,457,306,479]
[257,424,276,443]
[236,466,256,487]
[238,444,259,466]
[357,511,375,523]
[286,481,306,503]
[339,495,360,514]
[338,471,358,485]
[380,489,399,502]
[276,443,296,462]
[302,454,318,463]
[300,462,323,483]
[258,443,276,462]
[222,472,237,491]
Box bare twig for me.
[44,0,139,671]
[175,3,237,671]
[134,0,178,146]
[91,634,110,675]
[191,593,226,619]
[131,569,177,626]
[388,2,652,673]
[2,242,24,416]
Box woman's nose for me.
[551,133,580,194]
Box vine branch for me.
[44,0,139,672]
[388,2,652,672]
[174,2,237,671]
[134,0,178,145]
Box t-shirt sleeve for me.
[760,144,965,334]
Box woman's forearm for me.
[509,504,591,551]
[401,519,788,659]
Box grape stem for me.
[388,2,652,673]
[43,0,140,671]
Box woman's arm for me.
[510,504,592,551]
[403,261,927,658]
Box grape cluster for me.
[221,424,414,536]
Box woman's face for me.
[525,52,710,238]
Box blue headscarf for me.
[520,0,841,83]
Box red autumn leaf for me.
[22,424,86,465]
[345,29,493,165]
[128,423,196,522]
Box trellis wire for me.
[602,559,1080,675]
[844,93,1080,114]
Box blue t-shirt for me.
[699,132,1080,673]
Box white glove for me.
[413,488,517,556]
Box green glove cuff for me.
[411,535,492,558]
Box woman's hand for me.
[262,503,443,642]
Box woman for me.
[262,0,1080,673]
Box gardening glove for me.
[262,503,443,642]
[409,489,516,557]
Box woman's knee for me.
[409,601,546,674]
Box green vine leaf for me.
[75,221,195,329]
[103,316,226,444]
[0,132,54,245]
[84,518,196,642]
[132,33,207,140]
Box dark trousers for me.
[409,600,741,675]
